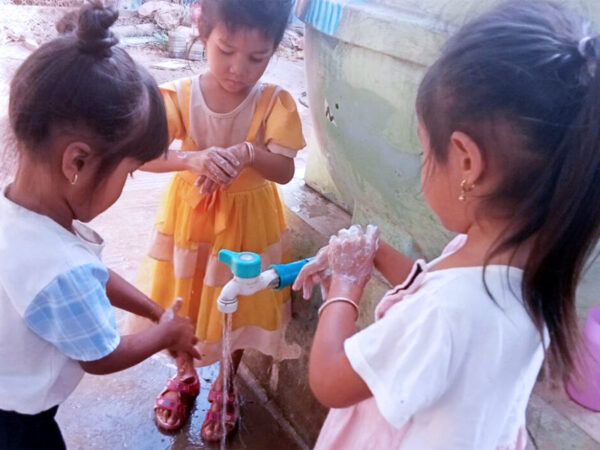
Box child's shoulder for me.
[256,82,305,149]
[0,197,104,306]
[258,82,294,102]
[423,266,522,306]
[159,75,196,94]
[376,266,529,357]
[388,265,524,327]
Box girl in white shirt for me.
[294,1,600,448]
[0,4,199,449]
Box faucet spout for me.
[217,269,279,313]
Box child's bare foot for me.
[154,355,199,431]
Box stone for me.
[138,0,184,30]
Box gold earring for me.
[458,179,474,201]
[71,173,78,185]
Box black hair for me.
[416,0,600,381]
[197,0,292,49]
[9,2,168,175]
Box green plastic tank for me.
[296,0,600,259]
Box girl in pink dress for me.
[294,1,600,448]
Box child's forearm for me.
[106,269,163,322]
[375,240,414,286]
[250,144,295,184]
[79,325,170,375]
[139,150,190,173]
[309,278,372,408]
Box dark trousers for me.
[0,406,65,450]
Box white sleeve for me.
[344,301,453,428]
[266,142,298,158]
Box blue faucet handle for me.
[269,258,314,289]
[218,249,262,279]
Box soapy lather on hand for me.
[191,142,255,194]
[293,224,379,299]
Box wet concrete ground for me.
[57,355,304,450]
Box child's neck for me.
[434,220,532,271]
[200,72,255,114]
[7,163,74,231]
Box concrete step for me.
[526,380,600,449]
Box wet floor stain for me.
[57,354,303,450]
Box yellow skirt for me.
[136,168,295,365]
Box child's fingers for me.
[215,147,241,167]
[302,275,317,300]
[212,153,238,177]
[188,345,201,360]
[292,270,305,291]
[303,281,312,300]
[337,224,362,239]
[171,297,183,314]
[205,181,218,194]
[337,228,350,239]
[365,224,380,248]
[196,176,209,191]
[206,162,233,184]
[348,224,363,235]
[195,175,206,187]
[199,179,218,194]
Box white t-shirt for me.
[0,188,120,414]
[315,236,546,450]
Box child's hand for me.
[292,245,331,300]
[158,298,201,359]
[328,225,380,290]
[183,148,238,189]
[195,175,219,195]
[214,142,254,180]
[194,143,254,194]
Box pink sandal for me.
[200,384,239,442]
[154,374,200,432]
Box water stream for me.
[220,312,234,450]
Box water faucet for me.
[217,249,312,314]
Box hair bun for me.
[77,3,119,57]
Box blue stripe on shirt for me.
[24,264,120,362]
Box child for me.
[138,0,304,440]
[0,4,199,449]
[294,1,600,448]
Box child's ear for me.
[61,141,92,185]
[448,131,484,185]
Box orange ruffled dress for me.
[137,76,305,365]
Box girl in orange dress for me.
[138,0,303,441]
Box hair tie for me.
[578,36,593,59]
